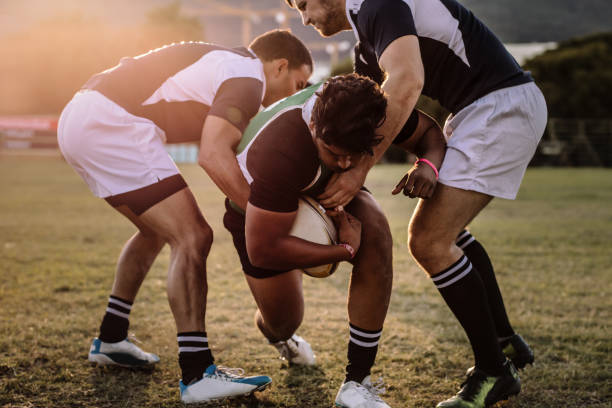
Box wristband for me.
[339,243,356,259]
[415,158,439,180]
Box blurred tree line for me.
[524,31,612,119]
[525,32,612,167]
[0,1,203,115]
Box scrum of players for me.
[58,1,546,407]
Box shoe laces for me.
[362,377,387,395]
[358,377,386,402]
[458,369,489,401]
[215,366,246,379]
[121,338,151,359]
[127,333,143,344]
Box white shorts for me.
[439,82,547,199]
[57,90,180,198]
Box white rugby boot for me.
[335,376,391,408]
[271,334,316,365]
[88,337,159,367]
[179,364,272,403]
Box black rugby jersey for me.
[235,83,330,213]
[347,0,533,113]
[82,42,264,143]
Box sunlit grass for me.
[1,157,610,407]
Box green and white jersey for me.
[236,82,333,213]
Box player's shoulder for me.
[356,0,411,15]
[213,50,263,81]
[260,108,310,144]
[352,0,413,32]
[251,108,314,163]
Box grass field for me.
[1,156,611,408]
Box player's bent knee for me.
[354,200,392,249]
[174,223,214,259]
[408,231,448,267]
[360,220,392,264]
[193,225,214,255]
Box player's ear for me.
[274,58,289,76]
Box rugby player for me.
[57,30,312,403]
[285,1,547,407]
[222,74,446,408]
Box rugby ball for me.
[289,196,339,278]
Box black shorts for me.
[223,199,292,279]
[105,174,187,215]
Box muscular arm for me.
[245,203,352,270]
[198,115,250,210]
[392,111,446,198]
[319,35,424,207]
[373,35,425,164]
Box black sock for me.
[432,255,506,375]
[99,295,132,343]
[178,332,214,384]
[345,323,382,383]
[457,230,515,338]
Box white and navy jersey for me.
[82,42,265,143]
[347,0,533,113]
[235,83,333,213]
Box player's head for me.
[250,29,313,106]
[284,0,349,37]
[310,74,387,173]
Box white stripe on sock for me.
[349,336,379,348]
[349,326,382,338]
[108,297,132,310]
[456,230,470,242]
[457,236,475,249]
[106,307,130,319]
[432,256,468,282]
[177,336,208,342]
[179,346,210,353]
[435,264,473,289]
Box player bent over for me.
[285,1,545,406]
[57,30,312,403]
[219,74,445,408]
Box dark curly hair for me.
[311,74,387,155]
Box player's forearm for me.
[414,123,446,172]
[364,74,423,170]
[368,34,425,168]
[199,152,250,210]
[247,236,351,270]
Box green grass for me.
[1,157,611,407]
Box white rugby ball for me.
[289,196,339,278]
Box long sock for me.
[432,255,506,375]
[345,323,382,383]
[178,332,214,384]
[456,230,515,338]
[99,295,132,343]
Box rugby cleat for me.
[436,360,520,408]
[500,333,534,369]
[88,337,159,367]
[179,364,272,403]
[335,376,390,408]
[271,334,316,365]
